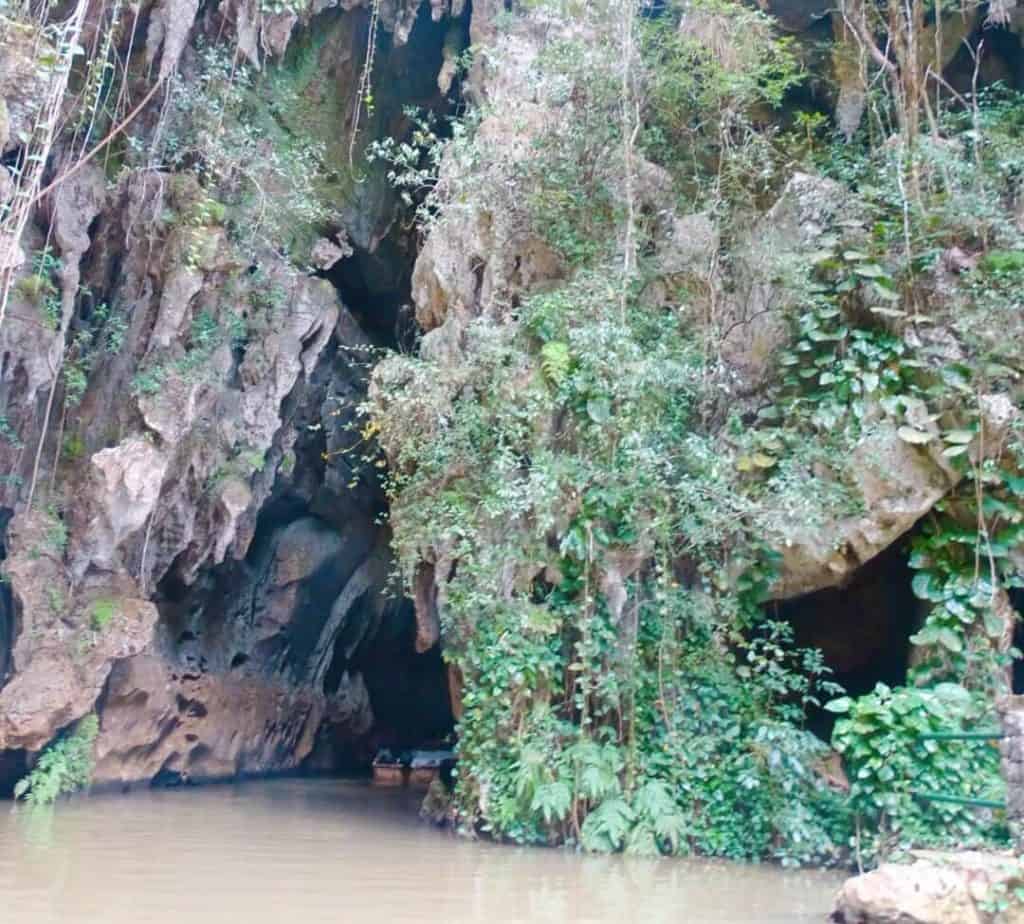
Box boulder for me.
[0,512,157,752]
[832,852,1024,924]
[724,172,863,393]
[775,395,1019,598]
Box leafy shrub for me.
[145,43,336,258]
[14,715,99,805]
[828,683,1008,863]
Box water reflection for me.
[11,802,57,850]
[0,779,840,923]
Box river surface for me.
[0,778,842,923]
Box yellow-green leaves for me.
[540,340,571,387]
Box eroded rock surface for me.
[0,512,156,753]
[0,1,460,786]
[832,852,1024,924]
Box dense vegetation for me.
[363,0,1024,864]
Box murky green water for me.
[0,779,841,923]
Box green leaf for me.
[942,444,969,458]
[912,573,937,600]
[984,609,1006,638]
[854,263,887,279]
[897,426,933,445]
[936,627,964,652]
[824,697,852,714]
[871,283,902,302]
[586,397,612,424]
[944,430,974,444]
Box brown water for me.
[0,779,841,923]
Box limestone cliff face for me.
[0,0,462,790]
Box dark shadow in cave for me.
[0,507,14,691]
[326,241,418,351]
[769,534,923,738]
[1010,589,1024,694]
[0,508,23,797]
[321,0,471,352]
[0,748,27,798]
[326,594,454,762]
[143,0,472,786]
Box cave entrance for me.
[322,594,455,773]
[769,535,923,737]
[326,239,418,351]
[149,486,455,785]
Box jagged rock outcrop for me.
[0,512,156,753]
[832,852,1024,924]
[0,17,55,153]
[93,652,370,785]
[409,8,565,361]
[775,393,1020,599]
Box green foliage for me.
[42,511,68,555]
[367,107,448,214]
[46,585,65,615]
[367,264,851,863]
[62,432,86,461]
[90,599,117,632]
[903,430,1024,690]
[361,0,1024,870]
[131,310,228,397]
[640,0,803,204]
[14,714,99,805]
[129,364,166,397]
[828,683,1008,863]
[0,414,22,448]
[539,340,571,387]
[57,299,128,411]
[980,250,1024,275]
[817,85,1024,372]
[147,42,336,259]
[19,247,63,331]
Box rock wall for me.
[0,0,464,789]
[1000,695,1024,849]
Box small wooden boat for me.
[371,749,454,788]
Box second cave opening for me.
[769,535,923,737]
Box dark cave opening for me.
[326,241,418,351]
[1011,590,1024,695]
[150,454,454,783]
[769,535,923,737]
[0,507,14,691]
[321,0,471,352]
[94,0,471,790]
